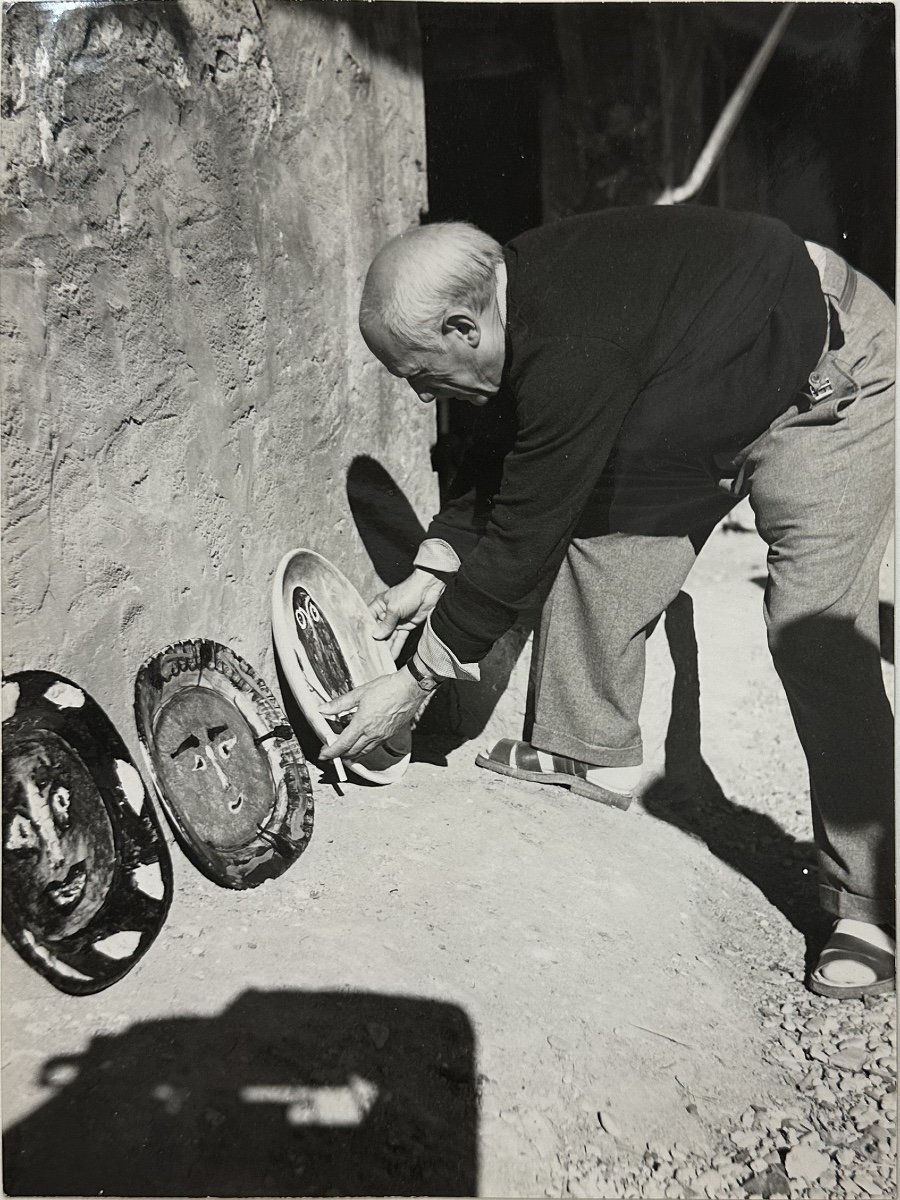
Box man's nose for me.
[205,744,230,789]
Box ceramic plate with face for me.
[271,549,411,784]
[134,640,314,890]
[2,671,173,995]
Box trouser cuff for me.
[819,882,897,925]
[531,723,643,768]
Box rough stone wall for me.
[2,1,434,735]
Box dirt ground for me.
[2,518,895,1199]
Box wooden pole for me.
[656,4,797,206]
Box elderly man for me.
[320,206,895,999]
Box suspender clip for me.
[808,372,834,402]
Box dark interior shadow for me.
[641,592,832,970]
[414,617,536,755]
[751,576,895,665]
[346,457,536,757]
[3,990,478,1197]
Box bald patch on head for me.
[359,221,503,359]
[359,229,432,351]
[362,232,413,310]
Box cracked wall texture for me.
[2,0,434,736]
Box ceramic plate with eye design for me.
[1,671,173,995]
[271,549,411,784]
[134,640,314,890]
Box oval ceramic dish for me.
[2,671,173,995]
[271,549,411,784]
[134,640,314,889]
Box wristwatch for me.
[406,654,442,693]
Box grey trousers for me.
[531,248,895,922]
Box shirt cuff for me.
[416,614,481,682]
[414,538,462,574]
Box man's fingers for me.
[371,613,401,641]
[321,722,374,763]
[318,687,361,716]
[368,594,401,638]
[388,629,409,658]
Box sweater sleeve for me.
[429,337,640,662]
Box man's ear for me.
[442,310,481,347]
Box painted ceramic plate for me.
[271,549,412,784]
[134,640,314,890]
[2,671,173,995]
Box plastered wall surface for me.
[1,0,435,742]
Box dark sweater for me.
[427,206,827,663]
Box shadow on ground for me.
[642,592,832,970]
[3,990,478,1197]
[751,576,894,665]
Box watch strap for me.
[406,654,441,692]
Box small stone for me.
[598,1111,622,1138]
[832,1048,868,1072]
[730,1130,758,1150]
[782,1118,811,1132]
[694,1167,727,1195]
[785,1145,830,1182]
[835,1148,855,1166]
[854,1173,885,1196]
[744,1166,791,1198]
[750,1158,769,1173]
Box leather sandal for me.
[475,738,633,811]
[807,927,896,999]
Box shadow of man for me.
[641,592,836,971]
[3,989,478,1198]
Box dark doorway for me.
[419,3,550,493]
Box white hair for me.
[360,221,504,354]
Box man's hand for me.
[319,670,425,762]
[370,569,446,655]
